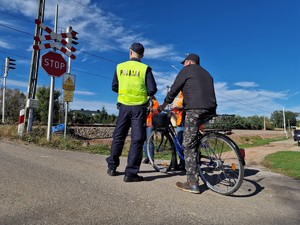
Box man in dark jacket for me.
[158,53,217,193]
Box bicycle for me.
[146,110,246,196]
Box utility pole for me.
[25,0,45,134]
[283,107,287,138]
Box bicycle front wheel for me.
[197,132,244,195]
[147,129,176,173]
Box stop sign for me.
[41,51,67,77]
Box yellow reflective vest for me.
[117,60,148,105]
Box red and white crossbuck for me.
[33,19,77,59]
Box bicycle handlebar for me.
[159,109,218,124]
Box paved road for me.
[1,139,299,225]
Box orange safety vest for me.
[146,98,159,127]
[171,91,184,126]
[171,92,206,130]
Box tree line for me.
[0,87,117,125]
[0,86,299,129]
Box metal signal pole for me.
[64,26,73,138]
[2,70,7,123]
[25,0,45,134]
[46,4,59,141]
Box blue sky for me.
[0,0,299,117]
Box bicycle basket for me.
[153,113,170,129]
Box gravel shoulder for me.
[229,130,299,168]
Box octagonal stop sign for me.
[41,51,67,77]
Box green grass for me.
[0,125,111,155]
[1,125,298,179]
[239,136,287,149]
[263,151,300,179]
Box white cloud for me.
[7,79,28,88]
[0,0,36,16]
[234,81,258,88]
[0,39,13,49]
[215,82,288,117]
[151,75,290,117]
[75,90,96,96]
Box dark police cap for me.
[130,43,145,55]
[181,53,200,65]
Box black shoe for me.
[107,168,117,176]
[123,174,144,182]
[175,181,201,194]
[175,163,186,171]
[143,158,150,164]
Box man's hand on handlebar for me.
[158,102,168,113]
[157,105,164,113]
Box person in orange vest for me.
[170,91,185,170]
[143,96,159,164]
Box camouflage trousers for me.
[182,109,210,183]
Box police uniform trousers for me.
[106,103,147,176]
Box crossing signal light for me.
[5,57,16,76]
[71,35,78,45]
[6,57,16,70]
[67,26,78,45]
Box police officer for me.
[106,43,157,182]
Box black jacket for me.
[164,64,217,111]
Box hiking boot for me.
[175,181,201,194]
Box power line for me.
[0,10,33,23]
[0,50,31,60]
[0,11,179,73]
[70,0,105,17]
[0,10,278,116]
[78,50,118,64]
[71,68,111,80]
[0,23,33,36]
[217,95,272,115]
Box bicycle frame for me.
[169,122,222,166]
[166,120,185,160]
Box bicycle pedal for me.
[160,168,168,173]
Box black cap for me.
[130,43,144,55]
[181,53,200,65]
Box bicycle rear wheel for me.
[197,132,244,195]
[147,129,176,172]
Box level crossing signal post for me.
[2,57,16,123]
[30,10,78,141]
